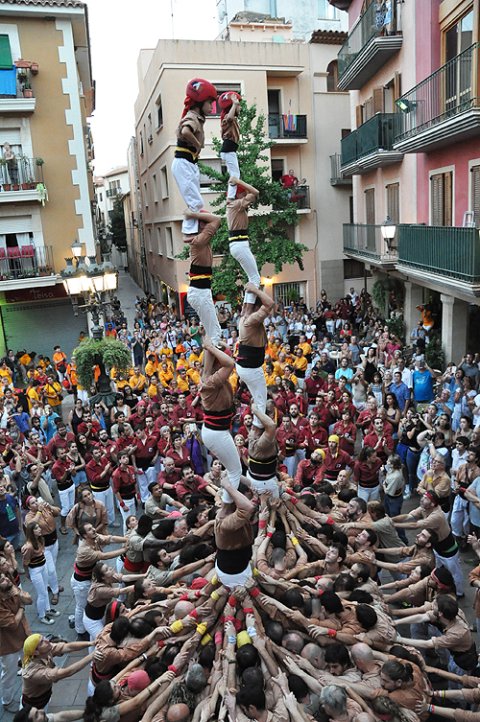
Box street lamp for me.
[61,250,118,339]
[71,239,83,260]
[380,216,397,251]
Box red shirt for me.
[86,458,111,491]
[157,468,181,488]
[47,432,75,457]
[77,420,102,439]
[317,449,352,481]
[295,459,322,487]
[333,420,357,455]
[362,431,394,462]
[175,475,209,501]
[51,457,74,490]
[276,425,301,456]
[303,425,328,453]
[304,376,325,403]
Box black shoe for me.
[76,631,90,641]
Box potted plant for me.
[0,159,10,191]
[30,62,39,75]
[22,78,33,99]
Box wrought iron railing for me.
[341,113,402,166]
[394,43,480,143]
[0,245,55,280]
[343,223,398,260]
[398,225,480,283]
[338,0,399,79]
[330,153,351,183]
[0,156,44,191]
[268,113,307,139]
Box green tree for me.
[181,101,307,304]
[73,337,131,389]
[109,195,127,252]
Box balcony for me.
[330,153,352,186]
[397,225,480,295]
[0,157,45,203]
[0,245,56,288]
[337,1,402,90]
[393,43,480,153]
[343,223,398,267]
[290,184,310,212]
[106,188,120,198]
[268,113,307,143]
[0,66,36,113]
[341,113,403,175]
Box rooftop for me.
[310,29,348,44]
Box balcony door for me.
[268,89,281,138]
[444,10,474,114]
[365,188,376,251]
[431,171,452,226]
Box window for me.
[344,259,372,279]
[157,227,163,255]
[143,182,148,207]
[156,95,163,129]
[365,188,375,224]
[152,174,158,203]
[471,165,480,227]
[166,226,174,258]
[318,0,338,20]
[210,83,242,117]
[160,166,169,199]
[274,282,305,307]
[139,131,144,156]
[147,227,152,252]
[199,158,222,189]
[98,192,103,202]
[386,182,400,224]
[326,61,339,92]
[431,171,452,226]
[271,159,284,183]
[268,89,281,138]
[0,35,12,69]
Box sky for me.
[84,0,218,175]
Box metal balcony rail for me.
[330,153,351,182]
[338,0,399,79]
[343,223,389,258]
[290,184,310,209]
[268,113,307,139]
[341,113,402,166]
[398,225,480,283]
[0,156,44,190]
[0,245,55,280]
[394,43,480,142]
[106,188,120,198]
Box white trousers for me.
[171,158,203,233]
[434,550,464,596]
[136,467,156,503]
[58,484,75,518]
[215,560,251,589]
[229,241,260,304]
[70,575,90,633]
[451,496,470,537]
[187,286,222,345]
[118,497,136,533]
[83,613,104,650]
[92,487,115,525]
[220,152,240,200]
[246,472,280,498]
[236,364,267,427]
[1,651,21,705]
[45,541,59,595]
[30,563,51,619]
[201,427,242,503]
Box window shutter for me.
[355,104,363,128]
[0,35,12,69]
[471,165,480,227]
[431,173,443,226]
[444,171,452,226]
[373,87,385,114]
[364,97,374,121]
[365,188,375,224]
[393,72,402,101]
[386,183,400,223]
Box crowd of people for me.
[3,77,480,722]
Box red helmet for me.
[185,78,217,104]
[218,91,241,110]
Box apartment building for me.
[0,0,95,355]
[216,0,348,39]
[333,0,480,358]
[132,32,351,312]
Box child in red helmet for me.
[218,91,241,200]
[172,78,217,235]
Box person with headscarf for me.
[21,633,93,709]
[171,78,217,235]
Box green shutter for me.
[0,35,12,69]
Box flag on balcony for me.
[0,67,17,96]
[282,112,297,132]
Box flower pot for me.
[21,183,29,190]
[30,63,39,75]
[12,184,20,191]
[28,183,36,190]
[23,89,33,98]
[3,184,11,191]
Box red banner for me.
[4,284,67,303]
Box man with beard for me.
[304,367,324,410]
[0,572,32,709]
[374,527,437,576]
[302,411,327,458]
[294,448,325,491]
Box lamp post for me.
[380,216,397,252]
[61,243,118,340]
